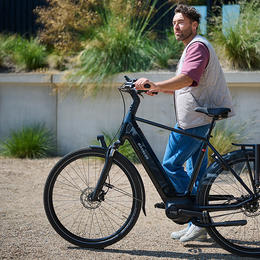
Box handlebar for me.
[119,75,157,95]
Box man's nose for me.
[173,24,179,30]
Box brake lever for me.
[124,75,131,82]
[122,76,158,95]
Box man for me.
[135,4,233,242]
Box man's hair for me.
[175,4,201,24]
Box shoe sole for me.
[180,233,208,243]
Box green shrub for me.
[0,35,5,66]
[73,21,153,90]
[68,0,175,94]
[35,0,103,54]
[13,36,48,71]
[0,49,4,68]
[0,124,55,159]
[0,34,16,69]
[208,120,249,164]
[211,0,260,70]
[0,34,14,53]
[147,31,183,69]
[168,0,206,5]
[46,53,68,71]
[0,34,48,71]
[35,0,153,54]
[93,130,139,163]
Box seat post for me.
[206,118,216,140]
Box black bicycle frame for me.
[92,88,257,211]
[116,89,214,202]
[118,114,209,201]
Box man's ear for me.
[192,21,199,33]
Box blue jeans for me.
[162,123,210,195]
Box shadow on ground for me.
[68,241,252,259]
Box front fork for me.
[90,135,121,201]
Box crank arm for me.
[178,209,247,227]
[194,219,247,227]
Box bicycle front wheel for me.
[44,147,142,248]
[198,149,260,258]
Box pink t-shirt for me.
[181,42,210,86]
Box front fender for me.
[114,150,146,216]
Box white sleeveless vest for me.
[174,35,234,129]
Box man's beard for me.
[175,29,193,42]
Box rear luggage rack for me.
[232,143,260,187]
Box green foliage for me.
[45,51,71,71]
[211,0,260,70]
[0,48,4,68]
[35,0,153,54]
[93,130,139,163]
[69,0,176,94]
[14,37,48,71]
[0,35,5,66]
[35,0,103,54]
[147,31,183,69]
[168,0,206,5]
[0,34,48,71]
[0,34,16,69]
[0,124,55,159]
[73,22,152,90]
[208,120,249,164]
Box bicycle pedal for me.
[154,202,165,209]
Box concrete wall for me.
[0,73,57,140]
[0,72,260,161]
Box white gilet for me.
[174,35,234,129]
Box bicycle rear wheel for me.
[198,149,260,258]
[44,147,142,248]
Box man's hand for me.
[135,74,192,95]
[135,78,158,96]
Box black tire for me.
[44,147,142,248]
[198,149,260,258]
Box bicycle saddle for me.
[194,107,231,119]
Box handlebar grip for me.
[144,83,158,94]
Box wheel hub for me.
[242,198,260,217]
[80,187,101,209]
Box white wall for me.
[0,74,57,140]
[0,72,260,160]
[56,86,175,160]
[229,86,260,143]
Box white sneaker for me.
[179,224,207,242]
[170,225,190,240]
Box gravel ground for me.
[0,157,255,260]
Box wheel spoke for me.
[44,148,141,248]
[104,183,142,202]
[199,151,260,256]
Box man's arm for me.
[135,42,209,95]
[135,74,193,94]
